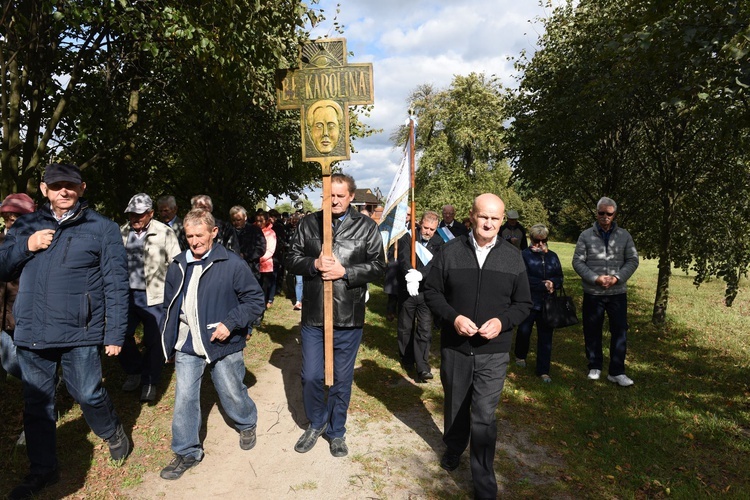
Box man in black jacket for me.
[286,173,384,458]
[439,204,469,238]
[397,210,444,382]
[424,193,532,500]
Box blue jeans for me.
[582,293,629,376]
[118,289,165,385]
[172,350,257,459]
[300,325,362,438]
[18,345,121,475]
[1,329,21,379]
[295,275,303,303]
[514,309,554,376]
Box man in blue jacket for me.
[159,208,265,481]
[0,163,131,500]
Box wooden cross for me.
[276,38,374,385]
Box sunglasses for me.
[531,238,548,245]
[597,211,615,216]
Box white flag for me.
[379,135,413,254]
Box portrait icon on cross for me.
[306,99,344,156]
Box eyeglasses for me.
[531,238,548,245]
[597,211,615,216]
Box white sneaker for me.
[515,359,527,367]
[607,374,634,387]
[587,369,601,380]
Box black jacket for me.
[424,235,533,354]
[286,207,385,327]
[237,224,266,279]
[439,220,469,238]
[396,231,444,299]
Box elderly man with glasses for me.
[572,197,639,387]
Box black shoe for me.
[108,424,132,461]
[240,427,257,450]
[440,451,460,471]
[416,371,433,383]
[329,437,348,457]
[9,470,60,500]
[294,424,327,453]
[160,454,201,480]
[140,384,157,402]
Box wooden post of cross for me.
[276,38,374,386]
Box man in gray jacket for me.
[572,197,639,386]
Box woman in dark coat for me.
[514,224,564,382]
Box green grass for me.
[0,243,748,498]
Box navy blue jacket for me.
[0,200,129,349]
[521,248,564,311]
[160,244,265,363]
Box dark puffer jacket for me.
[521,247,564,311]
[0,234,19,334]
[0,200,129,348]
[286,207,385,327]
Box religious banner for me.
[277,38,374,168]
[378,149,410,255]
[276,38,374,386]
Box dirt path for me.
[127,332,563,499]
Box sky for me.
[270,0,556,209]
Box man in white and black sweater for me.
[424,193,532,500]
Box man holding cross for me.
[286,173,384,457]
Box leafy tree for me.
[395,73,547,227]
[2,0,327,217]
[508,0,750,322]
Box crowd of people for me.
[0,162,639,500]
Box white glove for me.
[405,269,423,283]
[407,280,420,297]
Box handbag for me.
[542,284,579,328]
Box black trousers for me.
[397,293,432,373]
[441,349,508,500]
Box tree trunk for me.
[652,197,674,324]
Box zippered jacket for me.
[285,207,385,327]
[160,244,265,363]
[120,219,181,306]
[424,235,533,354]
[0,200,129,349]
[572,222,639,295]
[521,248,564,311]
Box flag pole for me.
[409,109,417,268]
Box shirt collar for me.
[50,202,80,224]
[186,247,213,263]
[469,231,497,251]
